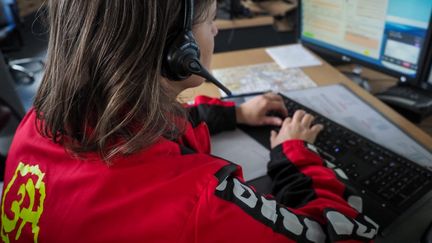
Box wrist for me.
[235,106,246,124]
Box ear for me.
[162,31,201,81]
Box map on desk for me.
[212,62,317,96]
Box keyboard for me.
[238,94,432,230]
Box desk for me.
[17,0,44,17]
[180,46,432,242]
[216,16,274,30]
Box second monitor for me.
[298,0,432,84]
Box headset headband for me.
[184,0,193,31]
[164,0,232,95]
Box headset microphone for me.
[162,0,232,96]
[184,57,232,96]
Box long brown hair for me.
[34,0,214,161]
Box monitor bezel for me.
[297,0,432,86]
[418,35,432,91]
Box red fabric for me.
[178,122,211,154]
[187,95,235,107]
[1,109,375,242]
[281,140,359,222]
[1,109,231,242]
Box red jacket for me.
[1,96,377,242]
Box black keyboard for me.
[238,94,432,229]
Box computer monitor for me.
[427,64,432,87]
[298,0,432,86]
[419,44,432,90]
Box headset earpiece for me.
[164,31,200,81]
[161,0,232,95]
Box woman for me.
[1,0,377,242]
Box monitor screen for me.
[299,0,432,82]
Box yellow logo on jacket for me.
[1,162,46,243]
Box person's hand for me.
[270,110,324,149]
[236,93,288,126]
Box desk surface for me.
[180,46,432,151]
[215,16,274,30]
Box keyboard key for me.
[389,194,405,205]
[347,139,357,146]
[363,179,371,186]
[381,191,394,200]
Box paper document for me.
[212,62,317,97]
[211,129,270,181]
[284,84,432,167]
[265,44,322,69]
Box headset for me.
[162,0,232,96]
